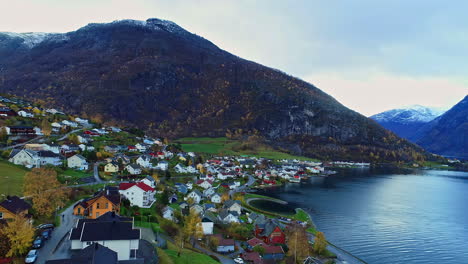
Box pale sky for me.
[1,0,467,116]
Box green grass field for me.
[0,161,28,196]
[176,137,318,161]
[164,242,219,264]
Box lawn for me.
[0,160,28,196]
[176,137,318,161]
[164,242,219,264]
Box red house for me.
[254,219,286,245]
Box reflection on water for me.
[256,168,468,264]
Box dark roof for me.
[0,196,31,214]
[37,150,61,158]
[218,238,235,246]
[224,200,241,208]
[73,187,120,210]
[70,212,138,241]
[45,243,118,264]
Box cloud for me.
[306,70,468,116]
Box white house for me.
[69,213,140,261]
[77,135,90,144]
[223,200,242,215]
[135,143,147,152]
[141,176,156,188]
[174,164,188,173]
[136,155,152,168]
[119,182,156,208]
[187,190,203,204]
[154,161,169,171]
[190,204,204,215]
[201,217,214,235]
[211,193,222,204]
[196,180,213,190]
[62,120,78,128]
[162,206,175,221]
[126,164,142,175]
[17,110,34,118]
[217,237,235,253]
[9,149,62,168]
[203,188,216,198]
[67,154,89,170]
[218,210,239,224]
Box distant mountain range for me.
[372,96,468,159]
[370,105,446,139]
[0,18,427,162]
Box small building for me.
[211,193,222,204]
[67,154,89,170]
[201,217,214,235]
[223,200,242,215]
[105,162,119,173]
[187,190,203,204]
[73,187,121,219]
[217,237,235,253]
[0,196,31,220]
[69,212,140,261]
[119,182,156,208]
[126,164,142,175]
[162,206,175,221]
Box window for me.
[77,208,81,214]
[96,203,100,209]
[105,203,108,209]
[0,212,3,219]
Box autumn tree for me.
[68,134,79,144]
[183,208,203,245]
[286,223,310,263]
[2,213,34,257]
[313,231,328,256]
[23,168,69,217]
[0,127,8,143]
[41,118,52,136]
[221,192,230,203]
[0,223,11,258]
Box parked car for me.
[25,250,38,263]
[32,236,44,249]
[234,257,244,264]
[35,223,54,230]
[41,229,52,240]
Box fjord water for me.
[256,168,468,264]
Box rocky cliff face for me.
[0,18,427,161]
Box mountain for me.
[370,105,446,139]
[0,18,427,162]
[413,96,468,159]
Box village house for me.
[104,145,120,153]
[105,162,119,173]
[136,155,152,168]
[263,245,285,260]
[73,187,121,219]
[69,212,140,261]
[254,219,286,244]
[187,190,203,204]
[62,120,78,128]
[196,179,213,190]
[211,193,222,204]
[46,243,118,264]
[0,196,31,221]
[9,149,62,168]
[223,200,242,215]
[119,182,156,208]
[5,126,36,136]
[216,235,235,253]
[218,209,239,224]
[141,176,156,188]
[17,110,34,118]
[126,164,142,175]
[162,206,175,221]
[203,187,216,197]
[154,161,169,171]
[201,217,214,235]
[67,154,89,170]
[135,143,147,152]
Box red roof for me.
[242,252,262,263]
[247,237,265,247]
[263,245,284,254]
[119,182,154,192]
[128,145,136,149]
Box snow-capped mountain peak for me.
[371,105,446,124]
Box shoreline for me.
[245,193,368,264]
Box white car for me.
[234,257,244,264]
[25,250,38,263]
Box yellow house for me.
[73,187,120,219]
[104,162,119,173]
[0,196,31,220]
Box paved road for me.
[229,174,255,197]
[57,128,83,141]
[93,162,103,183]
[35,203,79,264]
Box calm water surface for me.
[256,168,468,264]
